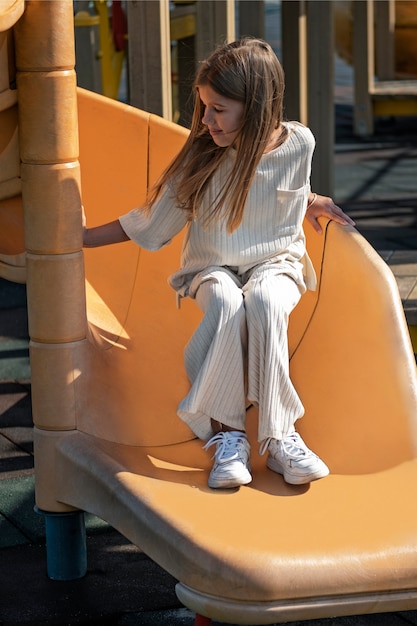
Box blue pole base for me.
[36,507,87,580]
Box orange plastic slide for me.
[17,85,417,624]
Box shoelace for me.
[203,432,247,461]
[259,432,314,459]
[281,432,311,458]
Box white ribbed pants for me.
[177,265,305,443]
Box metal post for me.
[306,0,334,196]
[37,508,87,580]
[281,0,307,124]
[126,0,172,119]
[353,0,375,136]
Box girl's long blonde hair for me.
[146,38,287,233]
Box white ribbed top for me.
[119,122,316,297]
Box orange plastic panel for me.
[54,428,417,607]
[290,221,417,474]
[74,91,417,457]
[76,89,197,445]
[0,195,24,255]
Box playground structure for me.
[70,0,417,198]
[74,0,127,100]
[334,0,417,79]
[2,1,417,625]
[73,1,417,139]
[345,0,417,136]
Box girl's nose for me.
[202,108,212,126]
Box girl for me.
[83,38,355,489]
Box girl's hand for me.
[306,194,355,234]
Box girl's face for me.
[198,84,244,148]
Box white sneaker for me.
[204,431,252,489]
[264,432,329,485]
